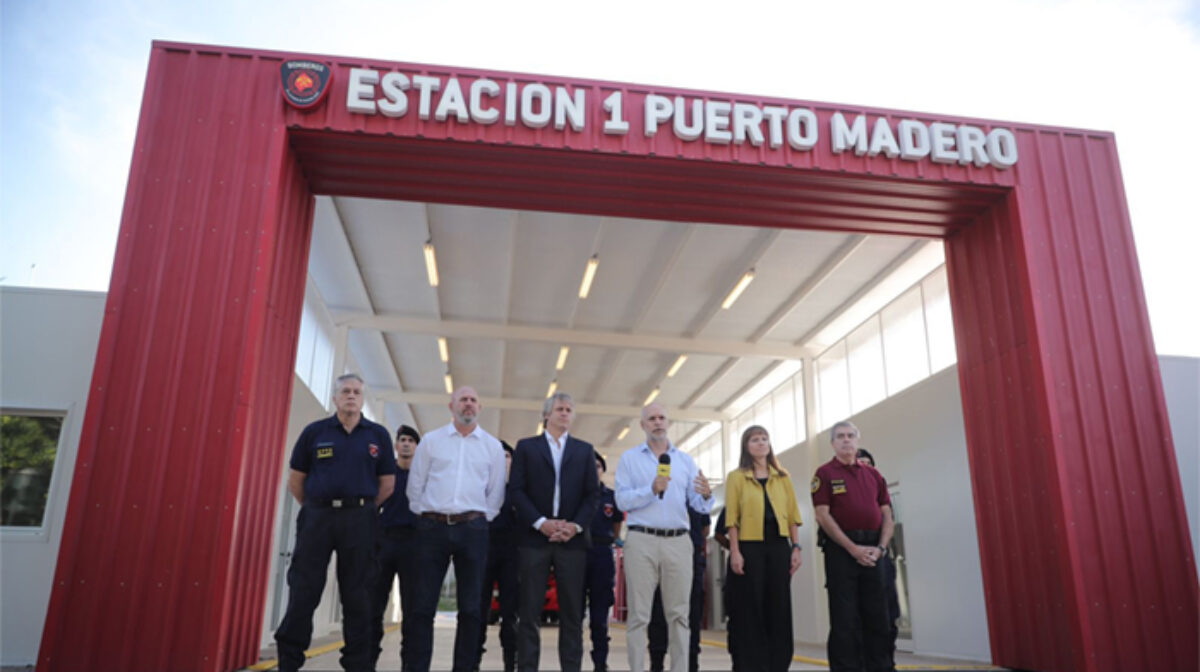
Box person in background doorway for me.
[275,373,397,672]
[725,425,804,672]
[476,441,520,672]
[856,447,900,660]
[371,424,421,672]
[508,392,601,672]
[406,386,508,672]
[582,451,623,672]
[812,421,894,672]
[712,509,738,672]
[614,403,712,672]
[647,503,710,672]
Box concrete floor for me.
[246,613,1000,671]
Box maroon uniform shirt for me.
[810,458,891,532]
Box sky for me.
[2,0,1198,355]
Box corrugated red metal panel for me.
[41,41,1195,672]
[946,124,1198,671]
[39,46,311,672]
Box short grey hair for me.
[829,420,860,442]
[542,392,575,418]
[333,373,365,395]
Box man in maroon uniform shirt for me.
[811,421,894,672]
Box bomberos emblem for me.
[280,60,332,110]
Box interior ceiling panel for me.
[573,217,690,333]
[507,211,602,327]
[336,198,438,316]
[768,235,919,340]
[687,357,779,410]
[430,204,517,323]
[640,224,767,337]
[313,192,930,449]
[384,332,444,392]
[700,232,854,342]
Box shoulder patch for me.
[811,475,821,493]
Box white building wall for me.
[771,366,988,660]
[1160,355,1200,569]
[0,287,106,666]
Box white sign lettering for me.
[344,68,1018,168]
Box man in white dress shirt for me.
[406,386,507,672]
[615,403,712,672]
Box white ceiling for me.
[307,194,937,452]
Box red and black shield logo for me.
[280,60,332,110]
[604,503,614,517]
[369,443,380,458]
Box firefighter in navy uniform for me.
[275,373,397,672]
[812,421,894,672]
[371,424,421,672]
[477,441,520,672]
[582,452,623,672]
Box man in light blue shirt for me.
[615,403,712,672]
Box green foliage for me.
[1,414,62,526]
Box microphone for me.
[657,453,671,499]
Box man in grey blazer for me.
[508,392,601,672]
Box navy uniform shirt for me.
[379,468,415,529]
[688,505,711,566]
[589,485,623,545]
[290,414,396,501]
[489,488,517,545]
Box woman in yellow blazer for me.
[725,425,803,672]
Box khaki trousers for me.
[623,530,693,672]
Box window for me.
[1,413,64,528]
[881,286,930,395]
[771,380,797,452]
[923,269,957,373]
[816,341,850,431]
[296,288,338,406]
[847,317,886,413]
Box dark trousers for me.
[408,516,489,672]
[723,558,738,672]
[823,544,893,672]
[648,560,704,672]
[731,539,793,672]
[371,526,419,670]
[478,539,519,669]
[884,555,899,654]
[582,544,616,668]
[517,543,586,672]
[275,505,377,672]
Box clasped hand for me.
[855,545,881,567]
[539,519,578,543]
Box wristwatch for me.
[877,545,888,556]
[791,542,802,551]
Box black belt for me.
[628,525,688,538]
[421,511,485,524]
[309,497,370,509]
[843,529,881,545]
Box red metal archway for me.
[39,42,1197,672]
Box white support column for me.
[721,420,733,485]
[802,356,820,448]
